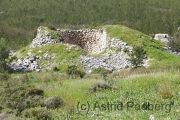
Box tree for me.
[127,46,146,68]
[0,38,9,74]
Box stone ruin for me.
[10,27,108,72]
[60,29,107,54]
[31,26,107,54]
[30,26,57,48]
[9,26,152,72]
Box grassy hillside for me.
[12,25,180,71]
[37,70,180,119]
[0,0,180,49]
[96,25,180,68]
[14,43,86,72]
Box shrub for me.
[0,85,44,113]
[0,38,9,73]
[48,26,57,31]
[88,81,116,93]
[48,30,59,39]
[0,73,10,81]
[157,83,173,99]
[52,65,59,71]
[22,107,52,120]
[92,67,112,80]
[168,32,180,52]
[44,96,64,109]
[127,46,146,68]
[66,65,86,78]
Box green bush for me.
[127,46,146,68]
[92,67,112,80]
[52,65,59,71]
[66,65,86,78]
[88,81,115,93]
[48,26,57,31]
[0,85,44,113]
[44,96,64,109]
[0,73,10,81]
[168,32,180,52]
[22,107,52,120]
[0,38,9,73]
[48,29,59,39]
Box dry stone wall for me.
[31,26,107,54]
[60,29,107,54]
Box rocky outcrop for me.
[60,29,107,54]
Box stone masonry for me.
[60,29,107,54]
[30,26,57,48]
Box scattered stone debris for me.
[80,38,133,73]
[9,50,16,56]
[108,38,133,52]
[8,55,41,72]
[154,33,180,55]
[30,26,58,48]
[43,53,51,59]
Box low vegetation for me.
[168,31,180,52]
[66,64,86,79]
[14,43,86,72]
[0,68,179,119]
[0,38,9,73]
[127,46,147,68]
[1,0,180,49]
[96,25,180,68]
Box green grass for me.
[15,43,86,72]
[2,67,179,119]
[25,69,179,119]
[95,25,180,68]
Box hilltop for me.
[8,25,180,73]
